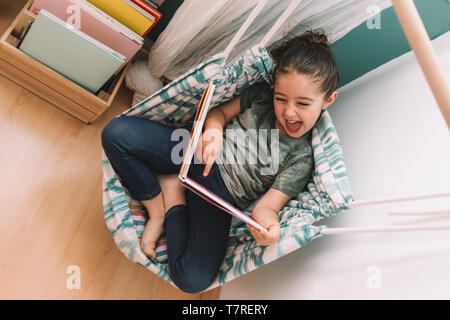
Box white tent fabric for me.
[147,0,392,80]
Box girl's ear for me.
[323,90,338,109]
[270,85,274,90]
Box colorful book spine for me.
[123,0,162,36]
[86,0,154,36]
[141,0,159,9]
[151,0,165,6]
[122,0,155,22]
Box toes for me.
[147,250,156,261]
[141,241,157,260]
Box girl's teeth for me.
[285,119,302,133]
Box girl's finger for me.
[203,161,213,176]
[247,224,258,236]
[249,227,264,242]
[201,147,209,165]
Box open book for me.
[178,82,267,232]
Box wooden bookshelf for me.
[0,0,132,124]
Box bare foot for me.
[140,192,165,261]
[140,174,186,261]
[141,228,163,260]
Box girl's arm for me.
[204,95,241,130]
[246,188,292,246]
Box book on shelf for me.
[151,0,165,6]
[141,0,159,10]
[122,0,162,36]
[18,9,126,94]
[29,0,144,74]
[86,0,159,37]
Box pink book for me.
[30,0,143,73]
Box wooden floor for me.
[0,0,220,300]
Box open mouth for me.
[285,119,302,134]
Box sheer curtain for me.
[147,0,392,81]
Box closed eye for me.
[276,97,309,106]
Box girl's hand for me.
[195,127,223,176]
[246,220,280,247]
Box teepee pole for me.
[320,224,450,235]
[223,0,270,58]
[259,0,303,47]
[391,0,450,129]
[349,192,450,208]
[388,208,450,216]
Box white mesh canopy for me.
[148,0,392,80]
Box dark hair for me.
[269,28,339,100]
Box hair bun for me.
[301,29,330,48]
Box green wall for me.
[332,0,450,87]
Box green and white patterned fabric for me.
[101,45,354,291]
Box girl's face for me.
[271,70,338,138]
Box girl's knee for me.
[101,117,132,150]
[169,264,216,294]
[173,275,214,294]
[102,118,121,145]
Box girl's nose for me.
[284,104,297,117]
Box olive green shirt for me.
[216,82,314,210]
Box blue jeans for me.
[101,116,236,293]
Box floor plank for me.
[0,76,206,299]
